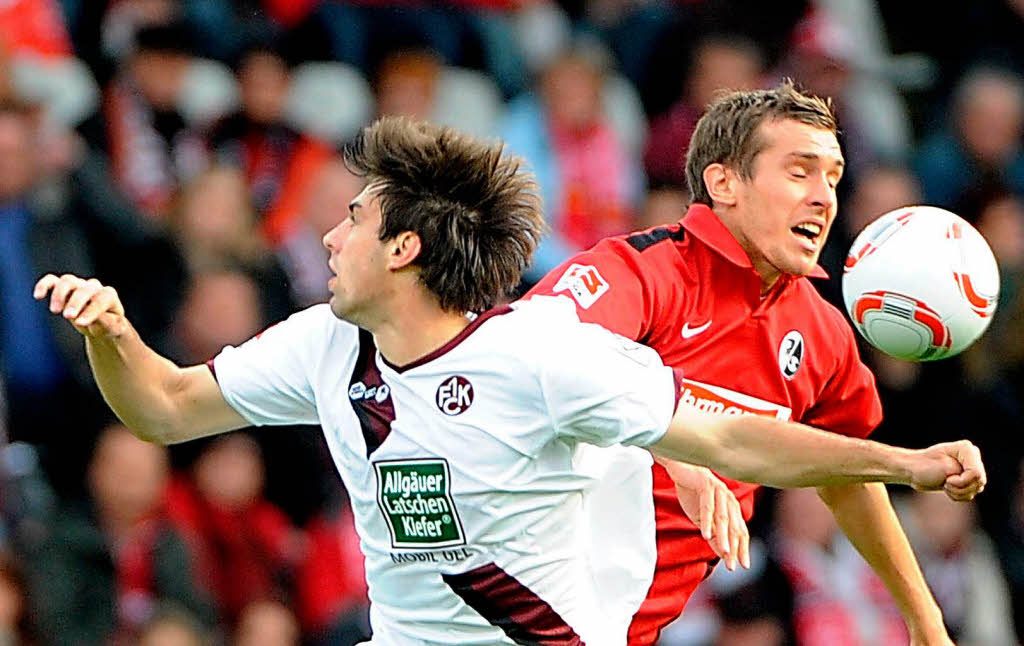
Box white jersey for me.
[212,296,679,646]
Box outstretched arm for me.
[650,401,985,494]
[35,273,248,444]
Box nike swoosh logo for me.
[681,321,712,339]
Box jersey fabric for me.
[212,296,681,646]
[526,203,883,645]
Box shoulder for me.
[258,304,360,351]
[790,280,860,352]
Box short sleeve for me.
[537,314,681,448]
[802,326,882,438]
[525,245,652,341]
[212,305,340,427]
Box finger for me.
[697,484,713,540]
[945,481,984,500]
[34,274,59,299]
[48,275,82,313]
[945,469,983,489]
[732,504,750,569]
[712,493,729,565]
[61,279,101,320]
[73,288,119,327]
[957,444,986,486]
[739,523,751,570]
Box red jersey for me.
[526,203,882,645]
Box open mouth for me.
[791,222,823,242]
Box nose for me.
[323,221,344,252]
[808,174,836,211]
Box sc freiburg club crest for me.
[778,330,804,380]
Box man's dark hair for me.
[343,117,544,313]
[685,80,838,205]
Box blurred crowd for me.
[0,0,1022,644]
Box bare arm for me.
[650,402,985,493]
[818,483,951,645]
[35,274,248,444]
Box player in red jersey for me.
[528,80,970,646]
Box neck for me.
[758,268,780,295]
[713,204,781,295]
[370,294,473,368]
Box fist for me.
[912,440,986,502]
[34,273,128,338]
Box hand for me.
[659,459,750,571]
[34,274,128,339]
[910,440,986,501]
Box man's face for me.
[729,119,843,285]
[0,113,37,201]
[322,182,392,323]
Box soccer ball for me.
[842,206,999,361]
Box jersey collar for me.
[680,203,829,279]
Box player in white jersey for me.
[36,117,985,646]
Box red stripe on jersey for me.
[442,562,584,645]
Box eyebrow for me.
[788,152,845,170]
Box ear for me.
[386,231,422,270]
[702,163,738,207]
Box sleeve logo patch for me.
[553,264,609,309]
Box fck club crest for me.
[436,376,474,416]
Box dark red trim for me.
[351,330,396,457]
[443,563,584,646]
[381,305,513,373]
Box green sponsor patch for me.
[374,458,465,548]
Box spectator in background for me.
[915,66,1024,208]
[26,424,214,645]
[771,5,913,178]
[295,504,369,646]
[373,48,441,122]
[101,22,205,221]
[164,434,301,626]
[207,42,335,247]
[173,166,295,323]
[772,487,908,646]
[233,599,300,646]
[643,35,764,189]
[0,96,185,488]
[502,44,642,281]
[0,549,35,645]
[137,606,211,646]
[172,268,266,366]
[277,159,364,308]
[0,0,72,61]
[899,491,1017,645]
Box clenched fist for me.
[34,274,129,338]
[909,440,986,501]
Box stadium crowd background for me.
[0,0,1022,644]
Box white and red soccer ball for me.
[842,206,1000,361]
